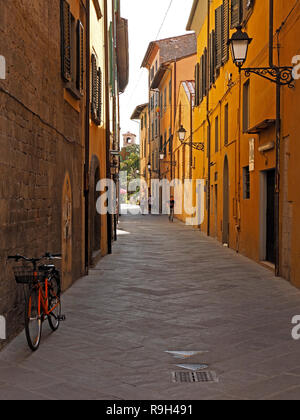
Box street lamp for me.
[227,26,294,87]
[227,26,252,69]
[227,20,294,278]
[177,125,204,151]
[178,125,187,143]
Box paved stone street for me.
[1,215,300,400]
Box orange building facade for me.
[186,0,300,286]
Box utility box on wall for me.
[0,316,6,340]
[0,56,6,79]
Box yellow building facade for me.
[186,0,300,286]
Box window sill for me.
[65,83,82,101]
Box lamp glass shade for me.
[230,39,249,66]
[178,125,187,142]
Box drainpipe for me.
[206,0,211,237]
[84,0,90,273]
[269,0,280,276]
[104,0,112,254]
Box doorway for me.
[222,156,229,245]
[260,169,276,264]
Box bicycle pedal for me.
[58,315,66,321]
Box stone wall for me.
[0,0,85,345]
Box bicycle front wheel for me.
[48,274,61,332]
[25,286,42,351]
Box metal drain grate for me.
[172,371,218,384]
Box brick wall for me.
[0,0,85,345]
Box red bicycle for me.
[8,253,65,351]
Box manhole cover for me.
[172,371,218,383]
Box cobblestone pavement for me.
[1,215,300,400]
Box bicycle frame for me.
[31,273,60,321]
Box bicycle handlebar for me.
[7,253,62,262]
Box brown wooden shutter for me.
[209,31,216,86]
[195,63,200,106]
[91,54,98,122]
[61,0,71,82]
[222,0,229,64]
[203,48,208,98]
[77,21,84,95]
[231,0,242,28]
[215,6,222,70]
[242,0,254,23]
[97,67,102,125]
[199,55,203,103]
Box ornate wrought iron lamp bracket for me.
[241,66,294,88]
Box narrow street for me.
[1,215,300,400]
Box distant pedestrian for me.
[148,196,152,215]
[169,196,175,222]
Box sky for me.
[119,0,195,147]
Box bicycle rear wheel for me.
[25,286,42,351]
[48,274,61,332]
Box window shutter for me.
[203,48,208,98]
[199,56,203,103]
[222,0,229,64]
[61,0,71,82]
[91,54,98,122]
[215,6,222,70]
[97,67,102,125]
[77,21,84,95]
[195,63,200,106]
[209,31,215,86]
[231,0,242,28]
[242,0,254,23]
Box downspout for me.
[189,89,193,180]
[171,59,177,182]
[206,0,211,237]
[269,0,280,276]
[84,0,90,273]
[104,0,112,254]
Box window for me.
[231,0,254,29]
[224,104,229,145]
[164,87,167,111]
[243,80,250,133]
[194,63,200,106]
[243,166,250,199]
[169,79,172,104]
[215,116,219,153]
[61,0,84,98]
[91,54,102,125]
